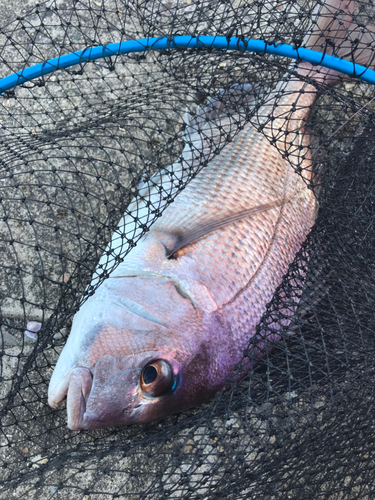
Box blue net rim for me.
[0,36,374,94]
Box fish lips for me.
[49,353,181,430]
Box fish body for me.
[48,0,368,429]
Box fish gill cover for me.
[0,0,375,498]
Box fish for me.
[48,0,373,430]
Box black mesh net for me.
[1,0,375,498]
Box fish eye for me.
[140,360,174,397]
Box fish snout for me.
[48,359,141,430]
[81,356,141,429]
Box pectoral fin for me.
[165,198,286,257]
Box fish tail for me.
[264,1,375,166]
[301,0,375,85]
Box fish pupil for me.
[143,365,157,384]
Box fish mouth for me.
[48,366,93,430]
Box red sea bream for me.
[48,0,371,429]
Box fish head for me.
[50,343,220,430]
[48,277,228,430]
